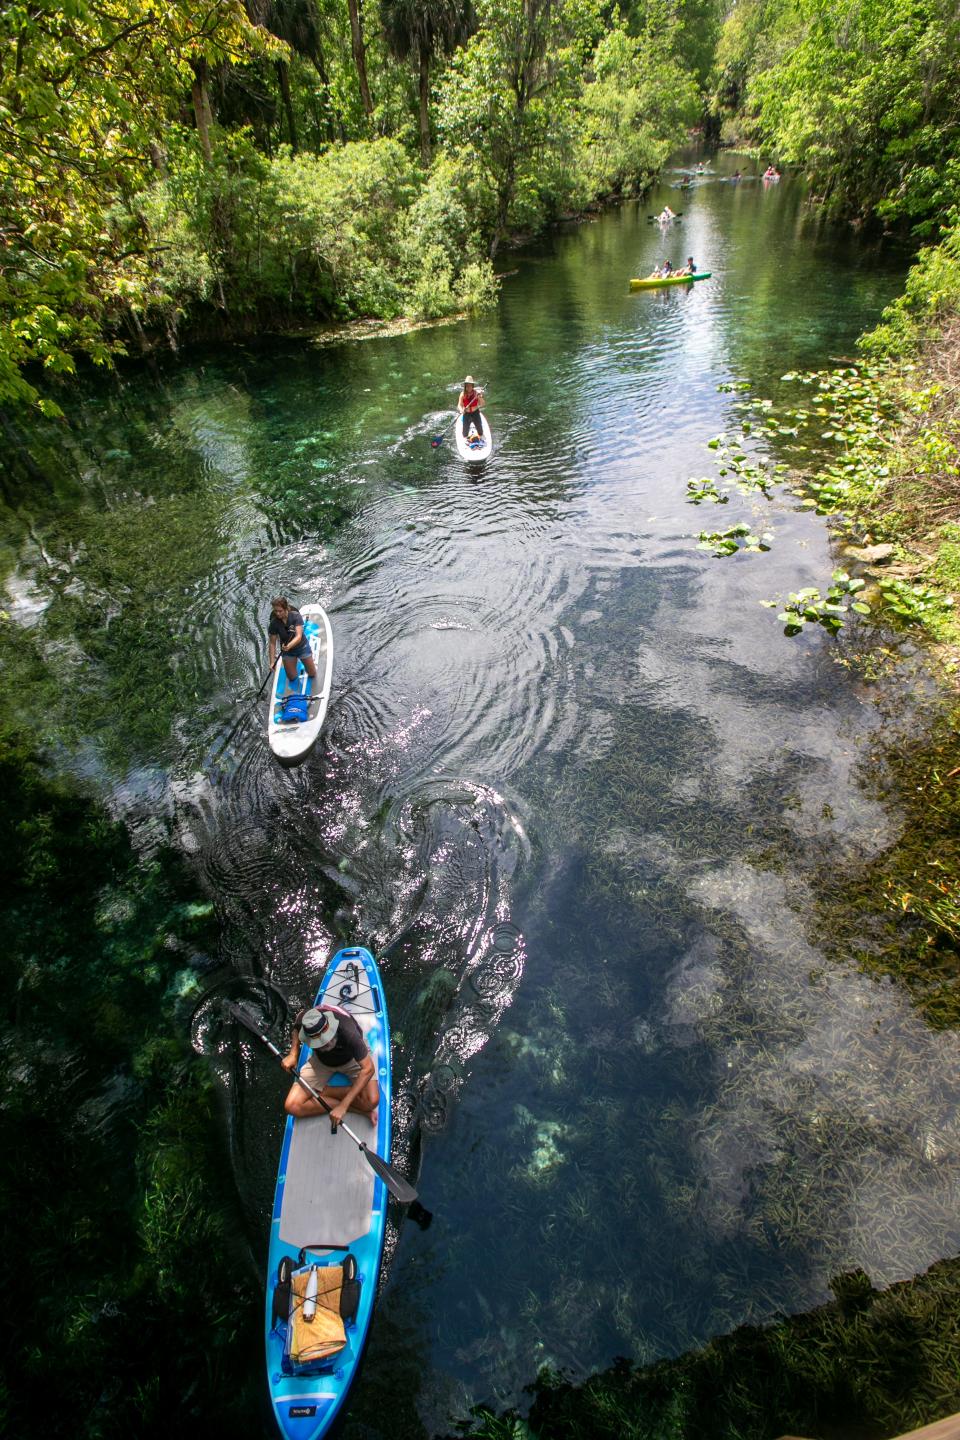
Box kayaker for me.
[676,256,696,276]
[282,1004,379,1124]
[457,375,485,438]
[268,596,318,697]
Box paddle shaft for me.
[256,646,283,699]
[225,1002,418,1204]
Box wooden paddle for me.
[224,1000,420,1206]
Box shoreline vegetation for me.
[0,0,704,429]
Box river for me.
[9,153,960,1437]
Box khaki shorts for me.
[302,1054,362,1088]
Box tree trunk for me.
[346,0,374,118]
[418,47,431,166]
[310,48,342,141]
[191,60,214,164]
[491,156,516,257]
[276,58,298,153]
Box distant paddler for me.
[268,596,317,697]
[658,205,676,223]
[457,374,486,440]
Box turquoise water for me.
[8,157,960,1437]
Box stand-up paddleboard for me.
[454,411,493,463]
[268,604,333,767]
[266,946,391,1440]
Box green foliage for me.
[769,571,869,635]
[876,577,954,626]
[865,223,960,355]
[0,0,276,411]
[697,521,772,556]
[0,721,258,1437]
[723,0,960,229]
[580,22,699,199]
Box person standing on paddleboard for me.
[457,375,485,438]
[282,1005,379,1124]
[268,597,318,696]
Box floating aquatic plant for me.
[698,523,772,557]
[767,570,870,635]
[686,477,728,505]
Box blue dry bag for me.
[283,695,310,723]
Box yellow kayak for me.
[630,271,711,289]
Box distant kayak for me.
[455,411,493,462]
[268,604,333,767]
[630,271,711,290]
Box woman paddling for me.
[457,375,485,438]
[268,596,317,697]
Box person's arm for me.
[476,389,485,410]
[282,1011,305,1071]
[328,1051,375,1123]
[456,392,465,415]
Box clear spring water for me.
[8,154,960,1437]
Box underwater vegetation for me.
[448,1256,960,1439]
[0,718,260,1438]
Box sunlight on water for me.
[5,151,937,1436]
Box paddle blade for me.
[430,436,443,447]
[224,999,262,1035]
[361,1144,419,1204]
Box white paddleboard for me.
[454,411,493,463]
[267,604,334,767]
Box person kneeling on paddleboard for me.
[282,1005,379,1125]
[457,375,485,439]
[268,596,318,697]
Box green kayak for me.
[630,271,711,289]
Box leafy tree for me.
[736,0,960,232]
[381,0,474,164]
[0,0,274,413]
[437,0,586,254]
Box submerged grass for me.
[451,1255,960,1439]
[0,720,259,1437]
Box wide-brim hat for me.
[464,375,476,384]
[300,1006,340,1049]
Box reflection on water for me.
[5,152,952,1435]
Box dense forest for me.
[3,0,959,422]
